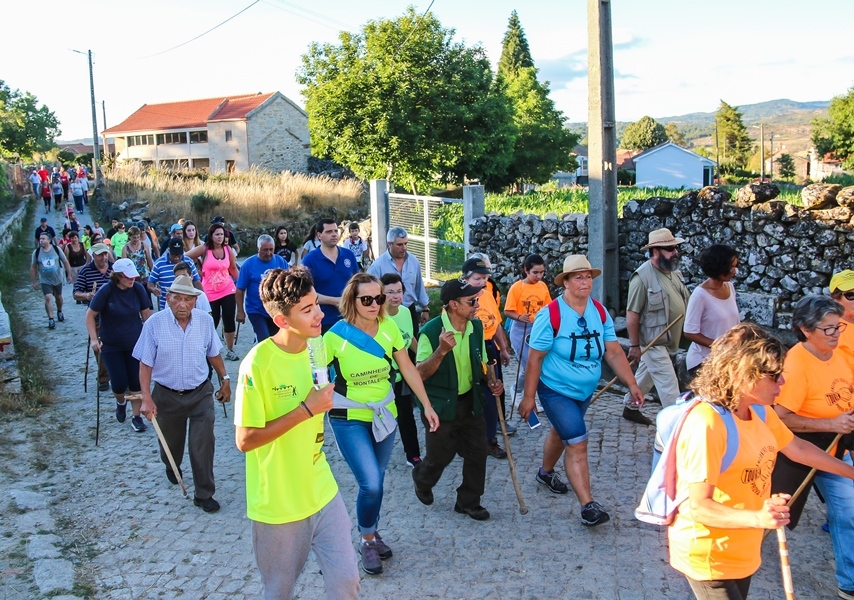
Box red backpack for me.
[547,297,607,337]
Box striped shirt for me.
[74,260,113,301]
[133,308,222,391]
[147,255,200,310]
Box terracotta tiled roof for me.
[103,93,275,134]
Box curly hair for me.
[697,244,739,279]
[339,273,385,323]
[259,267,314,317]
[691,323,786,411]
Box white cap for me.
[113,258,139,279]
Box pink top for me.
[684,282,740,370]
[200,247,236,302]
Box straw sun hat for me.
[554,255,602,286]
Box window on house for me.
[127,134,154,147]
[225,130,233,142]
[156,132,188,145]
[189,131,208,144]
[192,158,210,171]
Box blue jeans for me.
[537,381,592,445]
[247,312,278,342]
[814,452,854,591]
[73,194,84,213]
[329,418,395,536]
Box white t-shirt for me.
[684,282,740,370]
[194,291,212,313]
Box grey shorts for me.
[40,283,62,298]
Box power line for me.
[268,0,355,31]
[137,0,262,59]
[261,0,355,32]
[394,0,436,59]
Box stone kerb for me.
[0,198,31,392]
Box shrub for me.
[825,173,854,187]
[190,191,222,214]
[617,169,636,186]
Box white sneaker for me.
[225,349,240,361]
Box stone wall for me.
[469,184,854,334]
[246,95,310,174]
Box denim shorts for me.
[537,381,592,445]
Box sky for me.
[5,0,854,141]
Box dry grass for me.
[103,163,366,226]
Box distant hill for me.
[568,99,830,150]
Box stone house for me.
[634,141,716,188]
[102,92,310,174]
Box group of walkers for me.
[29,164,90,214]
[29,183,854,600]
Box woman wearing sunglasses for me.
[771,295,854,600]
[830,270,854,370]
[519,255,643,526]
[323,273,439,576]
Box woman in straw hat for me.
[519,255,644,526]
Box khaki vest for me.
[633,260,689,346]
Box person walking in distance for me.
[504,254,551,399]
[31,232,72,330]
[623,228,691,425]
[135,275,231,513]
[69,177,84,213]
[34,218,56,247]
[236,235,288,343]
[234,267,360,599]
[519,255,644,527]
[86,258,153,432]
[413,279,504,521]
[41,180,53,214]
[341,221,372,270]
[64,230,90,287]
[29,169,41,201]
[368,226,431,332]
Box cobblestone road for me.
[0,206,840,599]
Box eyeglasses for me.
[843,291,854,301]
[657,245,678,253]
[455,297,479,306]
[816,322,848,336]
[357,294,386,307]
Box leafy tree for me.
[57,149,76,164]
[777,153,796,180]
[490,12,578,190]
[620,116,667,151]
[0,80,60,158]
[664,122,686,147]
[497,10,533,79]
[297,8,514,193]
[812,86,854,170]
[715,100,753,172]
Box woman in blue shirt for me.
[519,255,643,527]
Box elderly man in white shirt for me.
[135,275,231,513]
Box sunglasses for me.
[763,371,783,383]
[843,291,854,301]
[657,245,678,253]
[816,322,848,336]
[357,294,386,307]
[454,297,479,306]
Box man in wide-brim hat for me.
[623,228,690,425]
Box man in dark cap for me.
[411,278,503,521]
[148,238,202,310]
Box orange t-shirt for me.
[775,343,854,418]
[668,403,794,581]
[505,280,550,320]
[475,281,502,341]
[836,323,854,374]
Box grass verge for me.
[0,198,54,415]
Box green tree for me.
[777,153,796,180]
[715,100,753,172]
[0,80,60,158]
[57,149,76,164]
[490,12,578,190]
[664,122,686,147]
[620,116,667,151]
[297,8,514,193]
[812,86,854,170]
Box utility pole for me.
[101,100,109,161]
[587,0,619,310]
[759,123,765,182]
[71,49,101,186]
[769,132,775,180]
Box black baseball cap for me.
[461,258,491,275]
[168,238,184,255]
[440,279,484,305]
[211,215,225,224]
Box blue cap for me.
[170,223,182,233]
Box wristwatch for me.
[220,374,231,381]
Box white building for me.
[633,141,716,188]
[102,92,310,174]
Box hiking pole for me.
[151,416,190,499]
[588,315,684,406]
[776,526,796,600]
[94,351,101,446]
[234,322,240,345]
[490,363,527,514]
[84,338,91,393]
[508,320,529,421]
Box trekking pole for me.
[508,320,529,421]
[234,322,240,345]
[588,315,684,406]
[84,338,91,393]
[151,416,190,499]
[94,351,101,446]
[776,526,796,600]
[494,372,527,515]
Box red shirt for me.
[37,169,49,182]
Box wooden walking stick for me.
[777,526,796,600]
[151,415,190,499]
[490,363,527,514]
[588,315,684,406]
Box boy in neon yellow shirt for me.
[234,266,359,599]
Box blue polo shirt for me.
[301,246,359,325]
[237,254,288,316]
[528,295,617,399]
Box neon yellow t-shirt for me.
[668,403,794,581]
[387,308,414,383]
[234,339,338,524]
[416,310,487,395]
[324,317,404,421]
